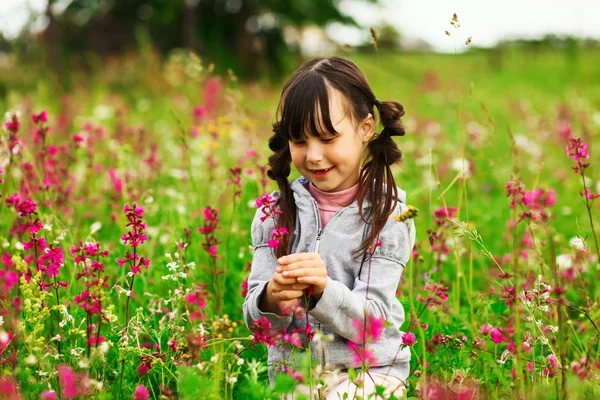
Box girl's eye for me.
[291,141,306,146]
[320,138,335,143]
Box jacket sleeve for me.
[308,201,416,344]
[242,199,294,331]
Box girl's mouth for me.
[310,167,333,178]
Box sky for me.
[1,0,599,52]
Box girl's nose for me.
[306,142,324,163]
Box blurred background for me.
[1,0,599,85]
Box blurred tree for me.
[33,0,379,80]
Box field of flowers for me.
[0,47,599,399]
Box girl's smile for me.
[309,166,334,179]
[289,87,374,192]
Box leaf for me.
[273,373,296,394]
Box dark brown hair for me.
[267,56,406,260]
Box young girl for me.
[243,56,416,399]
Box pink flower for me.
[490,328,505,344]
[401,332,416,346]
[347,341,378,367]
[546,354,559,377]
[133,385,149,400]
[251,317,276,346]
[479,324,493,335]
[40,390,58,400]
[32,110,48,124]
[268,227,288,250]
[566,137,590,173]
[58,365,78,399]
[0,376,20,399]
[351,313,385,344]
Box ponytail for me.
[267,122,296,259]
[354,99,406,260]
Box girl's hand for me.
[265,272,311,315]
[276,252,328,298]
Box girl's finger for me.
[274,290,305,301]
[282,267,325,278]
[277,252,317,265]
[296,276,325,286]
[273,273,297,285]
[280,259,322,272]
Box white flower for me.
[90,222,102,233]
[451,157,471,178]
[25,354,37,365]
[210,354,219,363]
[237,358,245,366]
[228,376,237,384]
[569,237,585,250]
[556,254,572,270]
[0,316,3,326]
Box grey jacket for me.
[243,176,416,385]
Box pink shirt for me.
[307,180,359,228]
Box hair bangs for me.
[278,72,339,143]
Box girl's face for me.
[289,88,375,192]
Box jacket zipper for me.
[310,198,346,370]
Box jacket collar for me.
[290,175,406,208]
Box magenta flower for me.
[267,227,289,249]
[40,390,58,400]
[133,385,149,400]
[347,341,378,367]
[566,137,590,174]
[490,328,505,344]
[198,206,220,259]
[121,205,148,247]
[417,281,449,309]
[251,316,276,346]
[58,365,78,400]
[255,193,282,222]
[32,110,48,124]
[546,354,559,377]
[351,313,385,344]
[185,284,208,321]
[401,332,416,346]
[432,206,457,224]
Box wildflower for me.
[505,175,525,209]
[432,206,457,225]
[133,385,149,400]
[121,204,149,247]
[240,277,248,298]
[32,110,48,124]
[251,317,276,346]
[40,390,58,400]
[544,354,559,377]
[566,137,590,174]
[490,328,505,344]
[347,342,378,367]
[255,193,282,222]
[395,205,418,222]
[58,365,79,399]
[479,324,493,335]
[0,376,20,399]
[401,332,416,346]
[523,188,557,209]
[198,206,220,259]
[416,281,449,309]
[185,284,208,321]
[268,227,288,249]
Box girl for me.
[243,56,416,399]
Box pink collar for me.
[306,180,360,212]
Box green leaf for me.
[273,373,296,394]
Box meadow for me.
[0,45,599,399]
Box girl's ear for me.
[360,113,376,143]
